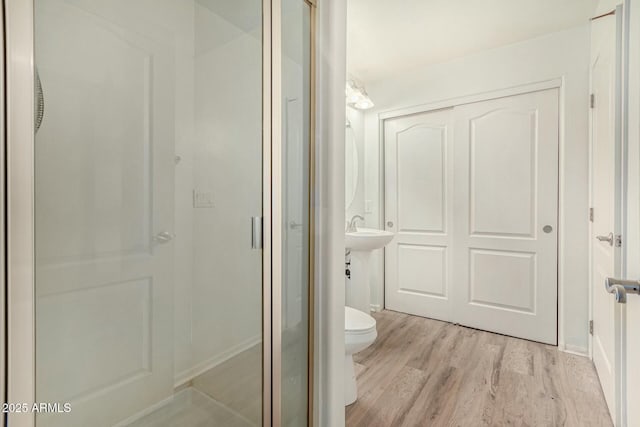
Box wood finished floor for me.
[346,310,612,427]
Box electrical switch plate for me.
[193,189,214,208]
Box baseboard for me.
[174,334,262,388]
[113,393,175,427]
[370,304,381,312]
[115,387,257,427]
[558,342,589,357]
[116,336,261,425]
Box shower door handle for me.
[252,216,263,249]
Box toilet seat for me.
[345,306,376,335]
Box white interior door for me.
[384,89,559,344]
[590,11,621,423]
[384,108,455,322]
[453,89,559,345]
[35,2,175,426]
[624,1,640,425]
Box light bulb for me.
[355,98,374,110]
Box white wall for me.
[361,26,592,354]
[315,0,347,424]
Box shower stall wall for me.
[4,0,316,426]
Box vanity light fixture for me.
[346,80,374,110]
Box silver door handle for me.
[605,277,640,303]
[596,232,614,246]
[153,231,175,244]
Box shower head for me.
[35,68,44,133]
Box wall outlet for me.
[365,199,374,213]
[193,189,214,208]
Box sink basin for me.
[345,228,394,251]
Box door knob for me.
[596,232,614,246]
[386,221,394,228]
[153,231,175,244]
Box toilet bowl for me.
[345,306,377,406]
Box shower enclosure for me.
[4,0,315,426]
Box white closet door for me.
[384,89,559,344]
[384,108,455,322]
[452,89,559,344]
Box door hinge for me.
[589,320,594,335]
[615,234,622,247]
[589,207,594,222]
[590,94,595,109]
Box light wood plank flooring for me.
[346,310,612,427]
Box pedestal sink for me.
[345,228,394,313]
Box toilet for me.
[344,306,377,406]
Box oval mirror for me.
[345,123,358,210]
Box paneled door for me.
[384,108,455,322]
[385,89,559,344]
[34,2,175,426]
[452,89,559,345]
[590,11,621,421]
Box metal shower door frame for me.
[2,0,317,426]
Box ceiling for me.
[347,0,599,83]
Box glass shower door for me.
[33,1,265,426]
[281,0,313,426]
